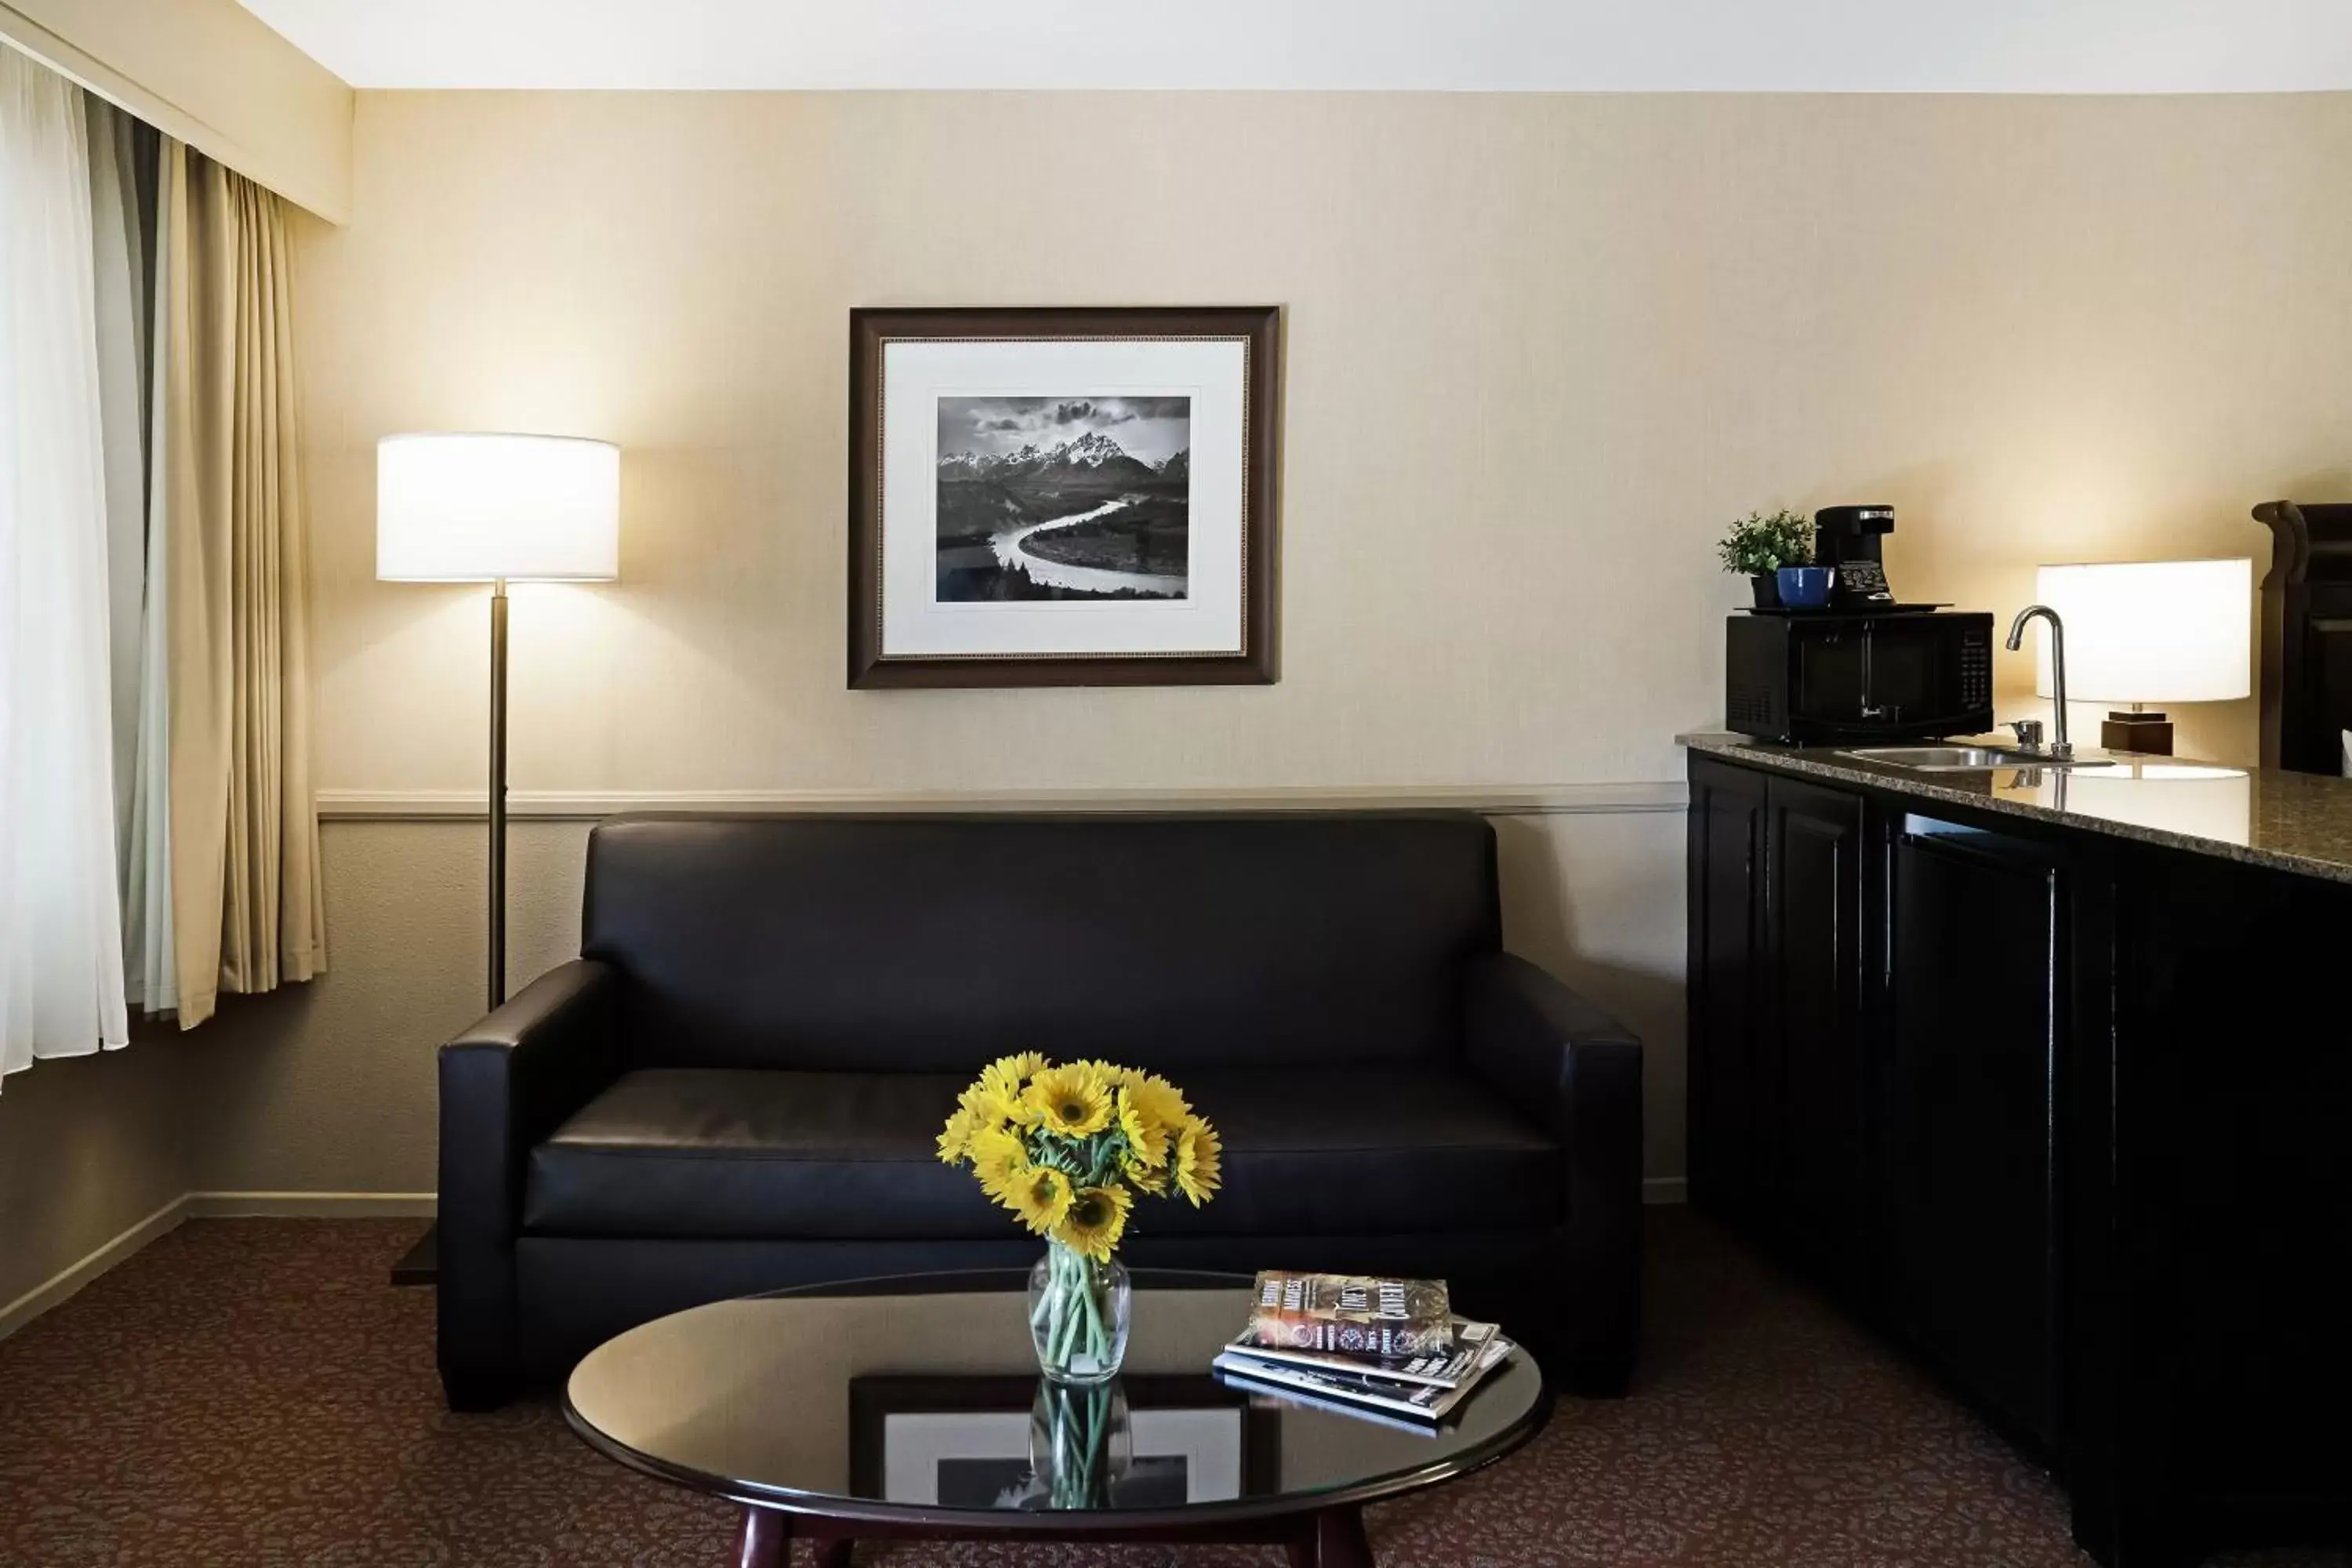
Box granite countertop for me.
[1681,732,2352,887]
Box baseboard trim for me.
[1642,1177,1689,1206]
[316,782,1690,822]
[0,1194,187,1342]
[183,1191,439,1218]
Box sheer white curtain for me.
[87,96,174,1012]
[0,46,131,1074]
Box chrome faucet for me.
[2004,604,2072,759]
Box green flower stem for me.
[1056,1284,1083,1364]
[1054,1247,1087,1366]
[1040,1240,1117,1376]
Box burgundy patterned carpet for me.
[0,1213,2334,1567]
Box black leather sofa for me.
[437,812,1643,1408]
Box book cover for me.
[1213,1368,1445,1439]
[1211,1332,1512,1425]
[1221,1318,1500,1388]
[1245,1272,1454,1359]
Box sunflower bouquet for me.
[938,1054,1222,1383]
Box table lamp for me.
[378,433,620,1007]
[2032,559,2252,756]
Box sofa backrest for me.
[581,812,1500,1073]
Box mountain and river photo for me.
[935,395,1191,602]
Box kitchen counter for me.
[1680,731,2352,887]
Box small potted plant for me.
[1717,510,1815,608]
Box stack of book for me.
[1210,1271,1516,1432]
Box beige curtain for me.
[152,142,323,1026]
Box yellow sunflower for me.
[979,1051,1048,1104]
[1171,1115,1223,1207]
[1121,1073,1192,1136]
[1052,1184,1134,1261]
[936,1098,983,1164]
[1123,1152,1169,1196]
[1004,1165,1075,1232]
[1115,1085,1170,1169]
[1025,1062,1113,1138]
[970,1124,1030,1200]
[938,1080,1017,1163]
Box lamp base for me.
[2100,710,2174,756]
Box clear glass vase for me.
[1025,1379,1132,1508]
[1027,1243,1131,1385]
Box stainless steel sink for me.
[1840,746,2114,771]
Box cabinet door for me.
[1766,777,1869,1283]
[1885,815,2063,1450]
[1686,757,1767,1218]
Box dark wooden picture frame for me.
[848,306,1280,688]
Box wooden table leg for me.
[1290,1504,1374,1568]
[733,1506,792,1568]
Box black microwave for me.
[1725,611,1994,745]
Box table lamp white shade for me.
[2031,559,2252,705]
[376,433,619,582]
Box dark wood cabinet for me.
[1686,750,2350,1568]
[1685,757,1766,1221]
[1763,777,1870,1286]
[2089,851,2352,1566]
[1686,761,1868,1278]
[2254,500,2352,775]
[1690,789,2068,1448]
[1883,818,2064,1450]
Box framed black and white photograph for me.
[849,307,1279,688]
[848,1376,1276,1508]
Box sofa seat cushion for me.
[525,1069,999,1241]
[523,1065,1559,1243]
[1165,1067,1561,1236]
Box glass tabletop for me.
[563,1269,1550,1528]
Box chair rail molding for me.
[314,782,1690,822]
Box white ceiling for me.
[237,0,2352,93]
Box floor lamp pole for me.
[488,579,509,1011]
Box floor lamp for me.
[377,433,621,1010]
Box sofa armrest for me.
[1462,950,1643,1392]
[436,959,622,1406]
[1465,952,1642,1148]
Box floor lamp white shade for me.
[375,432,620,1012]
[2030,559,2252,705]
[377,433,619,583]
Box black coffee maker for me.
[1813,504,1897,609]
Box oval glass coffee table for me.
[564,1269,1550,1566]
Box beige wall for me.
[299,91,2352,804]
[0,1045,189,1320]
[185,819,585,1196]
[124,89,2352,1222]
[0,0,351,219]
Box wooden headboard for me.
[2253,501,2352,775]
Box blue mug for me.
[1777,565,1833,609]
